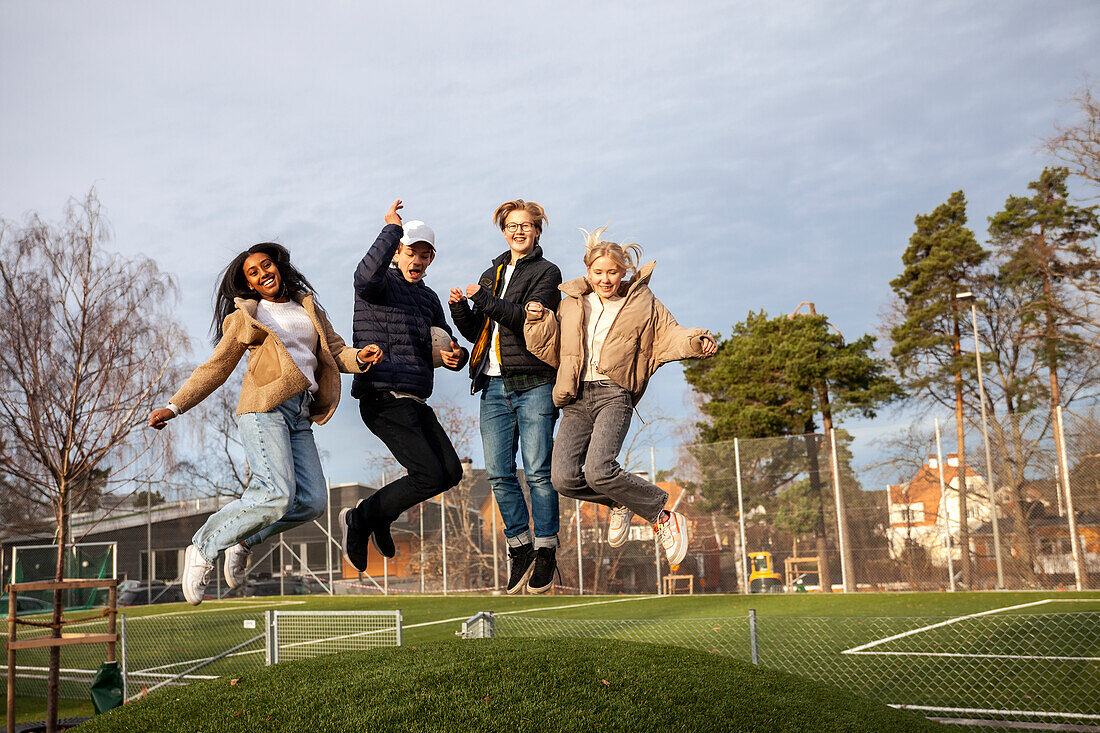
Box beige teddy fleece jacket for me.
[169,294,368,425]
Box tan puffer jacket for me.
[524,261,711,407]
[169,294,368,425]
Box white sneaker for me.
[654,510,688,569]
[608,505,633,548]
[182,544,213,606]
[224,543,251,589]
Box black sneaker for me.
[371,520,395,559]
[506,543,535,595]
[527,546,556,595]
[340,508,369,572]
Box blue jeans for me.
[192,392,327,562]
[480,378,559,548]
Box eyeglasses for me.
[504,222,536,233]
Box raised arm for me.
[353,224,403,301]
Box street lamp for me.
[956,291,1005,589]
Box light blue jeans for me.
[192,392,327,562]
[480,378,559,548]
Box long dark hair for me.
[210,242,317,344]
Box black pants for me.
[353,392,463,526]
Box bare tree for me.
[432,399,492,590]
[1045,82,1100,195]
[170,370,249,500]
[0,191,184,731]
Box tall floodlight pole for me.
[419,504,425,593]
[956,292,1004,589]
[934,418,956,592]
[146,488,152,605]
[734,438,748,595]
[326,479,334,595]
[441,496,448,596]
[1055,406,1087,590]
[491,500,499,590]
[575,500,583,595]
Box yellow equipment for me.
[747,551,784,593]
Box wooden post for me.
[5,577,119,731]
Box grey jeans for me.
[551,380,668,524]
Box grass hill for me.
[76,638,946,732]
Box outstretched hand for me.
[148,408,175,430]
[700,334,718,357]
[385,200,403,227]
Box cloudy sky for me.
[2,1,1098,488]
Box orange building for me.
[886,453,991,566]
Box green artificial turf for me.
[74,638,948,733]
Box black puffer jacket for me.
[351,224,466,400]
[450,245,561,394]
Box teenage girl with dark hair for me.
[148,242,382,605]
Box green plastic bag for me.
[91,661,123,714]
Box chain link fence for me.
[486,610,1100,730]
[254,402,1100,596]
[2,607,402,701]
[10,401,1097,599]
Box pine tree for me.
[686,310,899,591]
[988,167,1100,589]
[889,190,988,588]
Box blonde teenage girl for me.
[148,243,383,605]
[523,227,716,568]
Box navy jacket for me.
[450,245,561,393]
[351,224,466,400]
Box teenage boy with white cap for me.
[340,200,468,571]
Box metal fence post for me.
[395,610,403,647]
[265,610,278,665]
[748,609,759,665]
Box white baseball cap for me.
[400,220,436,251]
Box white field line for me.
[124,599,306,621]
[9,665,217,684]
[134,596,664,671]
[398,594,664,633]
[842,598,1055,654]
[890,704,1100,721]
[850,651,1100,662]
[60,599,306,631]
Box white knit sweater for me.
[256,299,320,394]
